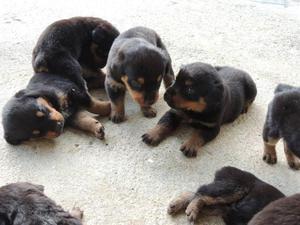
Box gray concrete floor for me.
[0,0,300,224]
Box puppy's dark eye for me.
[130,80,142,90]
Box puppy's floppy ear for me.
[92,24,119,46]
[14,89,26,98]
[110,50,125,77]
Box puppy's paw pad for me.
[142,132,161,146]
[70,207,84,220]
[142,107,157,118]
[263,153,277,164]
[95,122,105,140]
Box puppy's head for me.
[91,23,119,67]
[2,91,65,145]
[164,62,224,113]
[114,41,167,106]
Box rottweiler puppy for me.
[2,72,111,145]
[262,84,300,170]
[142,62,257,157]
[33,16,119,90]
[0,182,83,225]
[105,26,174,123]
[2,17,119,145]
[168,166,284,225]
[249,194,300,225]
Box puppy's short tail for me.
[274,84,294,94]
[32,52,48,73]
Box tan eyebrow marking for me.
[36,111,45,117]
[32,130,40,135]
[138,77,145,85]
[185,80,193,86]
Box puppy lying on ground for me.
[105,26,174,123]
[263,84,300,170]
[2,17,119,145]
[168,166,284,225]
[0,182,83,225]
[143,63,257,157]
[248,194,300,225]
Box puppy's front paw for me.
[95,122,105,140]
[263,153,277,164]
[141,106,157,118]
[110,112,125,123]
[180,138,204,158]
[185,203,199,223]
[142,131,162,146]
[168,192,194,215]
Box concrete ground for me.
[0,0,300,224]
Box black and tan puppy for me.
[105,26,174,123]
[168,166,284,225]
[33,17,119,90]
[2,17,119,145]
[0,182,83,225]
[248,194,300,225]
[263,84,300,170]
[142,62,257,157]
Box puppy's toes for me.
[185,205,198,223]
[70,207,84,220]
[288,161,300,170]
[110,112,125,123]
[180,142,199,158]
[142,107,157,118]
[167,192,194,215]
[95,122,105,140]
[142,132,161,146]
[263,153,277,164]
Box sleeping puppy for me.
[168,166,284,225]
[105,26,174,123]
[262,84,300,170]
[248,194,300,225]
[2,17,119,145]
[33,17,119,90]
[142,62,257,157]
[0,182,83,225]
[2,72,110,145]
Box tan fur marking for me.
[284,141,300,169]
[173,95,207,112]
[121,75,144,106]
[185,80,193,86]
[37,97,64,122]
[32,130,40,135]
[44,131,60,139]
[157,75,162,82]
[88,96,111,116]
[36,111,45,117]
[35,66,49,73]
[138,77,145,85]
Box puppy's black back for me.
[217,66,257,123]
[0,182,82,225]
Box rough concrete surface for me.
[0,0,300,224]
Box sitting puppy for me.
[0,182,83,225]
[2,17,119,145]
[105,26,174,123]
[262,84,300,170]
[142,63,257,157]
[168,166,284,225]
[248,194,300,225]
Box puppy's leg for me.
[82,67,106,90]
[142,109,182,146]
[105,78,126,123]
[71,110,105,139]
[163,62,175,88]
[181,126,220,158]
[284,141,300,170]
[87,95,111,117]
[262,121,279,164]
[185,181,246,223]
[141,105,157,118]
[168,192,195,215]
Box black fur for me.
[105,26,174,123]
[0,182,82,225]
[168,167,284,225]
[249,194,300,225]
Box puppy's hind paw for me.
[263,153,277,164]
[95,122,105,140]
